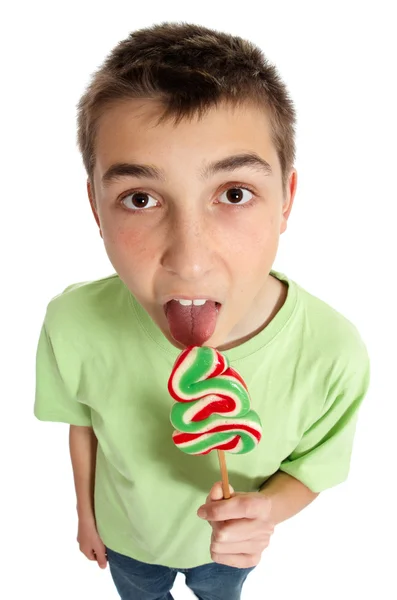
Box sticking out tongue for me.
[165,300,218,347]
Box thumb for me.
[208,481,235,502]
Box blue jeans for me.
[106,546,255,600]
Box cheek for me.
[102,223,155,272]
[229,212,279,257]
[224,214,280,286]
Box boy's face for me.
[88,99,297,350]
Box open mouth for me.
[164,299,221,309]
[164,299,222,346]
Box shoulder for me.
[44,273,128,335]
[289,275,370,378]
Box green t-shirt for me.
[34,270,370,568]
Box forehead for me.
[94,98,278,176]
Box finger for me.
[211,539,268,556]
[199,494,270,522]
[212,518,274,543]
[206,481,235,504]
[210,551,260,569]
[82,548,97,561]
[93,543,108,569]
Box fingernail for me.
[197,507,207,519]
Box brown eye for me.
[227,188,243,203]
[121,192,157,211]
[131,193,150,208]
[219,187,254,205]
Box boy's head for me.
[77,22,298,350]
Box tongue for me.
[166,301,218,347]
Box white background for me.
[1,0,396,598]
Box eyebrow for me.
[101,152,273,187]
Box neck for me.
[218,274,288,351]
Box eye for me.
[219,186,254,205]
[120,191,157,211]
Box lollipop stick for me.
[217,450,231,499]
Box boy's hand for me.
[197,481,274,568]
[77,517,108,569]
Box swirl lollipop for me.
[168,345,262,498]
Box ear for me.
[87,179,102,238]
[280,169,297,234]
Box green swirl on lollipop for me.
[168,346,262,455]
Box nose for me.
[160,212,214,281]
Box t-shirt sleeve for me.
[34,322,92,426]
[279,341,370,493]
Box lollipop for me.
[168,345,262,498]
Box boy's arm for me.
[69,425,97,523]
[258,470,319,525]
[69,425,108,568]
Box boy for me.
[34,22,370,600]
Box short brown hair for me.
[77,22,296,193]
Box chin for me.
[169,337,187,351]
[163,329,225,351]
[160,328,186,350]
